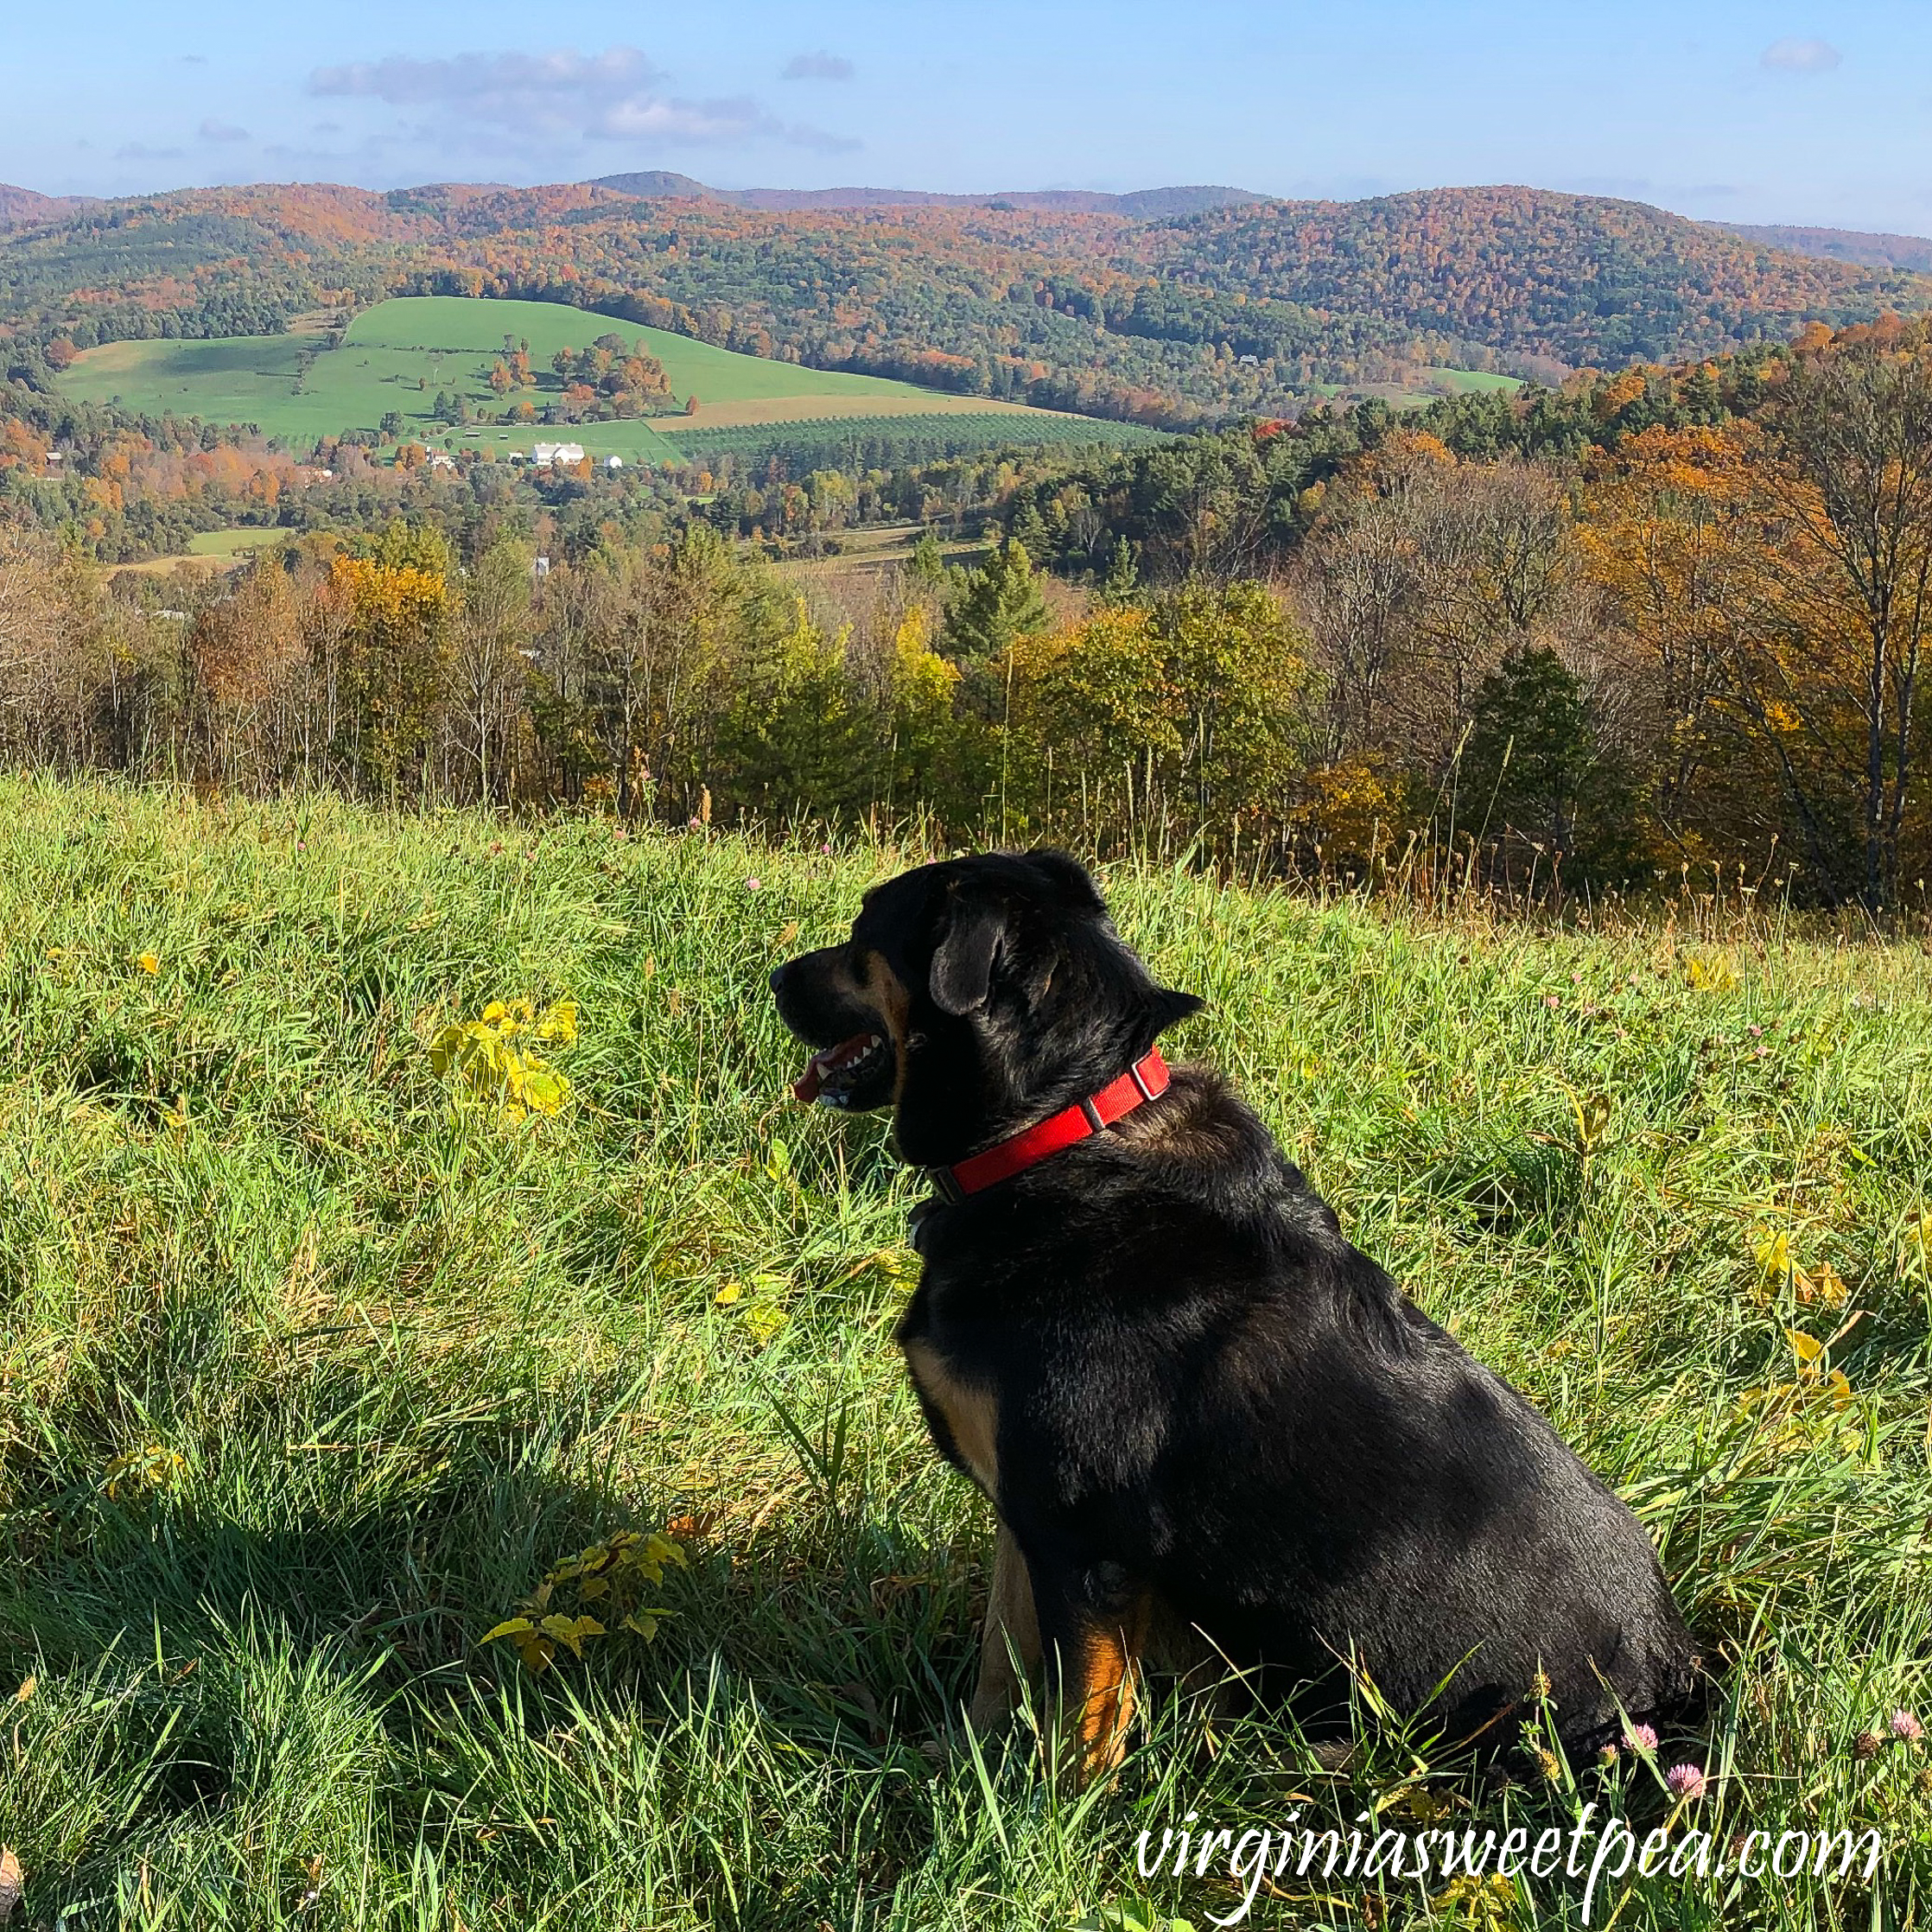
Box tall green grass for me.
[0,777,1927,1929]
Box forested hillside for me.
[1716,220,1932,274]
[5,178,1930,425]
[1137,187,1932,365]
[0,184,94,228]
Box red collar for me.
[927,1048,1171,1203]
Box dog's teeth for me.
[867,1033,881,1046]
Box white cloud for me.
[199,118,251,143]
[306,44,854,153]
[310,47,664,134]
[598,94,773,143]
[782,51,855,81]
[1760,36,1842,73]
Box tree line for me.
[0,516,1300,856]
[3,318,1931,910]
[13,179,1930,430]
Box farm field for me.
[666,410,1170,474]
[1309,365,1524,407]
[1412,365,1522,394]
[183,526,284,559]
[775,520,994,578]
[55,296,1094,463]
[0,780,1928,1929]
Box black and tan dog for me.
[771,849,1698,1779]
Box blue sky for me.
[6,0,1929,234]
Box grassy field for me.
[183,528,285,560]
[0,780,1929,1929]
[56,296,1079,464]
[1311,366,1524,408]
[664,411,1170,474]
[1413,366,1523,395]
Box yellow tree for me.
[325,551,456,795]
[1008,581,1306,845]
[882,601,963,814]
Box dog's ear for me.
[1022,848,1105,912]
[929,890,1004,1015]
[1152,987,1205,1032]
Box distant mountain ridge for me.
[1713,220,1932,276]
[0,184,97,227]
[587,172,1263,217]
[9,176,1932,428]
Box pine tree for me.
[1459,647,1636,880]
[943,538,1051,663]
[1008,499,1052,562]
[1100,536,1139,601]
[906,527,947,591]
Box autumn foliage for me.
[4,317,1932,911]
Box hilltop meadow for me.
[0,779,1928,1929]
[54,296,1096,469]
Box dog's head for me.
[768,849,1202,1167]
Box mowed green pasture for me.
[1311,365,1523,408]
[1414,365,1523,395]
[56,296,1065,463]
[0,779,1929,1929]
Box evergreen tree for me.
[906,527,947,591]
[1008,498,1052,562]
[1100,535,1139,601]
[1459,647,1637,880]
[943,538,1051,663]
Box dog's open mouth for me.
[793,1030,891,1108]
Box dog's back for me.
[908,1065,1699,1753]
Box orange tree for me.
[1579,423,1775,867]
[1583,335,1932,905]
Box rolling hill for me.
[55,294,1160,465]
[10,177,1932,429]
[0,183,94,228]
[1713,220,1932,275]
[1133,187,1932,366]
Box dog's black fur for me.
[771,849,1700,1766]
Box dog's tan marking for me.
[1065,1595,1153,1785]
[857,948,912,1103]
[969,1522,1041,1727]
[901,1337,999,1497]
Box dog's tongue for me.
[792,1031,874,1104]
